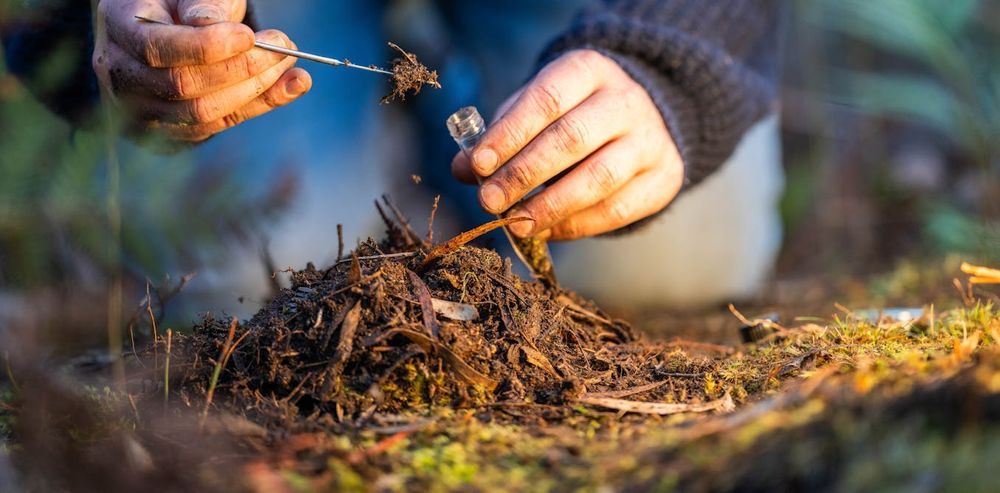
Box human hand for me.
[92,0,312,142]
[452,50,683,240]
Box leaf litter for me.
[168,198,728,432]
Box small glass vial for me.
[446,106,487,161]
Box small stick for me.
[336,224,345,262]
[382,195,422,246]
[164,329,172,411]
[332,252,417,265]
[146,280,158,349]
[201,317,238,429]
[426,195,440,245]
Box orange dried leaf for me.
[420,217,533,270]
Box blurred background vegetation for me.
[0,0,998,310]
[780,0,1000,274]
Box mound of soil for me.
[174,203,718,430]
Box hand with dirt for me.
[91,0,312,143]
[452,50,683,240]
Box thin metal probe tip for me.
[133,15,393,76]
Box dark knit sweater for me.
[3,0,779,197]
[540,0,780,193]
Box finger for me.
[450,89,524,185]
[505,138,643,237]
[478,90,629,214]
[451,152,479,184]
[125,33,298,124]
[543,168,681,241]
[177,0,247,26]
[103,4,254,67]
[468,50,608,177]
[149,68,312,141]
[106,30,292,100]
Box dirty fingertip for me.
[508,211,534,237]
[451,153,477,184]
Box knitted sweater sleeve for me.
[540,0,781,194]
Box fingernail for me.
[187,6,225,22]
[286,76,308,96]
[480,183,505,213]
[472,148,498,175]
[507,209,533,237]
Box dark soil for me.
[381,43,441,104]
[170,200,714,431]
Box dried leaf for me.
[430,298,479,321]
[408,270,440,338]
[397,328,497,391]
[520,345,559,378]
[323,301,362,391]
[420,217,533,270]
[576,393,735,416]
[583,380,670,400]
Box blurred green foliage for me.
[0,43,295,289]
[784,0,1000,267]
[807,0,999,165]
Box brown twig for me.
[164,329,172,411]
[201,317,239,430]
[426,195,440,245]
[382,195,423,247]
[146,281,159,355]
[332,252,417,266]
[336,224,345,262]
[420,217,533,271]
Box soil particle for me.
[380,42,441,104]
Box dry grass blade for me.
[201,317,238,428]
[431,298,479,321]
[582,380,671,399]
[576,393,735,416]
[397,328,498,391]
[164,329,172,409]
[420,217,533,270]
[408,270,441,338]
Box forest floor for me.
[2,208,999,493]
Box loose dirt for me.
[381,43,441,104]
[171,200,720,431]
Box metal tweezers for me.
[134,16,392,76]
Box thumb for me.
[177,0,247,27]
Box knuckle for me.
[530,81,564,120]
[506,161,537,191]
[187,98,217,124]
[532,193,565,224]
[140,39,163,67]
[606,199,632,225]
[493,118,529,154]
[574,50,605,72]
[586,158,623,194]
[167,67,197,99]
[555,220,582,240]
[551,115,588,153]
